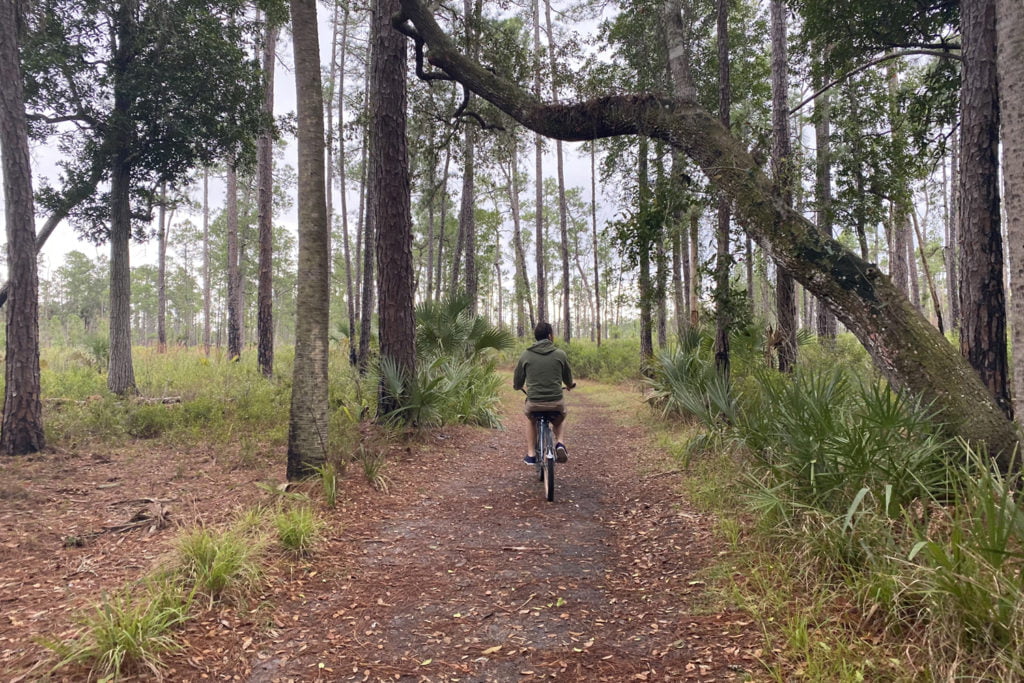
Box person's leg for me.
[553,413,568,462]
[525,415,537,458]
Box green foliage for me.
[644,329,737,428]
[173,526,264,603]
[46,579,190,680]
[737,366,952,522]
[564,338,640,384]
[414,291,515,362]
[274,506,323,555]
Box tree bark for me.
[638,138,654,366]
[714,0,731,376]
[107,0,137,396]
[814,77,837,340]
[394,0,1021,464]
[257,21,278,377]
[505,143,534,336]
[688,208,699,326]
[1,0,45,454]
[203,168,212,354]
[226,162,242,361]
[770,0,796,372]
[337,5,356,364]
[156,186,168,352]
[960,0,1010,417]
[998,0,1024,423]
[371,0,416,415]
[287,0,330,480]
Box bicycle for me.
[525,383,574,502]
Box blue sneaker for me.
[523,455,538,465]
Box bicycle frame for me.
[530,411,559,501]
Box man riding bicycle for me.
[513,322,573,465]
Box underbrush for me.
[648,326,1024,679]
[44,482,335,679]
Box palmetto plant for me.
[378,291,512,427]
[414,292,514,362]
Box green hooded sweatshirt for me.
[513,339,574,403]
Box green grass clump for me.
[47,579,190,680]
[173,526,264,602]
[274,506,324,555]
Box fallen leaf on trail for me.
[420,658,432,666]
[481,645,502,655]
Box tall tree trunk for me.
[157,186,168,352]
[0,0,45,453]
[814,78,837,340]
[714,0,731,375]
[371,0,416,415]
[638,138,654,365]
[258,21,278,377]
[533,0,546,323]
[688,208,699,326]
[203,168,212,354]
[947,132,961,330]
[912,208,945,334]
[543,0,570,342]
[354,63,371,322]
[457,124,476,305]
[506,144,534,336]
[591,144,602,346]
[435,146,451,302]
[998,0,1024,422]
[107,0,137,396]
[770,0,796,372]
[287,0,330,479]
[960,0,1011,416]
[226,162,242,360]
[337,5,356,364]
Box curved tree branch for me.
[790,49,962,114]
[394,0,1020,464]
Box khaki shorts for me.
[524,399,567,426]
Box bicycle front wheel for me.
[543,456,555,501]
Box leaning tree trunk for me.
[257,21,279,378]
[770,0,796,372]
[287,0,330,480]
[998,0,1024,423]
[0,0,45,454]
[960,0,1010,417]
[371,0,416,416]
[393,0,1022,465]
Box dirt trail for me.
[0,381,762,681]
[236,385,761,682]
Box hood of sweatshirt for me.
[527,339,557,355]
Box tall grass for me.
[46,578,190,680]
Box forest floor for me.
[0,379,765,682]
